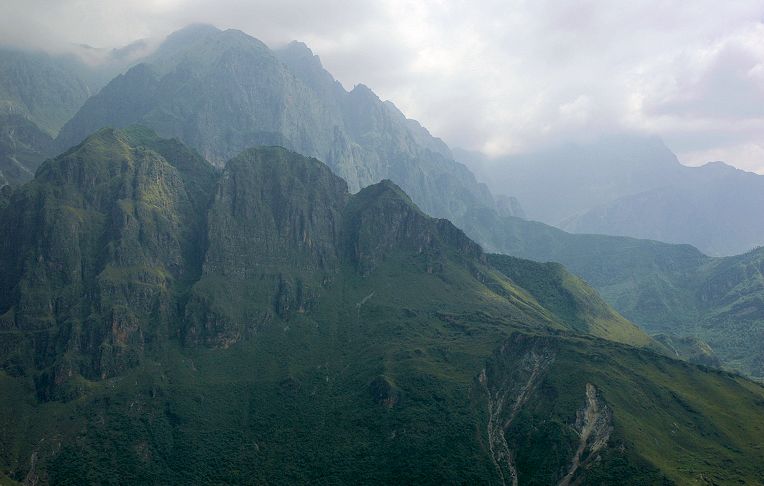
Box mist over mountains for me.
[0,42,151,186]
[53,24,500,229]
[1,20,764,485]
[457,134,764,256]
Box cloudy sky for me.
[3,0,764,172]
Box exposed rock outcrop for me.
[558,383,612,486]
[479,334,557,486]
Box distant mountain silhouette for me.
[456,134,764,256]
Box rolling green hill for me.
[467,211,764,379]
[487,254,654,348]
[1,128,764,484]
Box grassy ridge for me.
[471,212,764,379]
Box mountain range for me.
[2,128,764,484]
[54,24,503,230]
[1,23,764,484]
[457,210,764,379]
[0,40,161,187]
[2,24,762,381]
[456,135,764,256]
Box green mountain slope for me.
[1,129,764,484]
[0,127,644,393]
[470,211,764,379]
[487,254,654,348]
[481,333,764,485]
[653,334,722,368]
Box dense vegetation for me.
[474,216,764,380]
[1,129,763,484]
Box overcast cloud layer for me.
[3,0,764,172]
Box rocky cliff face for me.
[183,147,349,345]
[0,128,519,394]
[344,180,484,275]
[0,127,216,396]
[183,148,490,346]
[0,128,659,395]
[55,25,498,227]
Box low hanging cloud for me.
[2,0,764,172]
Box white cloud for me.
[2,0,764,171]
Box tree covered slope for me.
[473,211,764,379]
[1,129,763,484]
